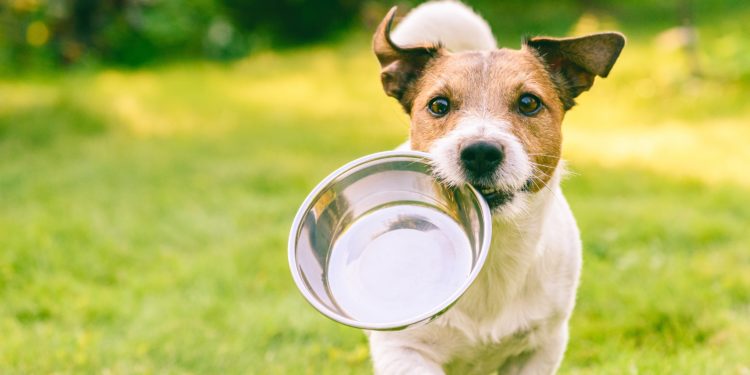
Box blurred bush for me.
[1,0,734,73]
[0,0,366,71]
[222,0,362,45]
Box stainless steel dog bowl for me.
[288,151,492,330]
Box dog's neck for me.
[453,162,565,321]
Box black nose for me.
[460,142,504,177]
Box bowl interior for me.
[289,152,490,330]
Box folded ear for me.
[526,32,625,109]
[373,6,443,113]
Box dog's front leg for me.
[369,332,445,375]
[498,325,569,375]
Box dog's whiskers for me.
[527,153,562,159]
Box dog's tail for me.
[390,0,496,51]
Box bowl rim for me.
[287,150,493,330]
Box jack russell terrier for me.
[367,1,625,374]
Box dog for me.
[367,1,625,374]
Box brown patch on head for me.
[405,49,565,190]
[373,7,445,112]
[493,50,565,190]
[372,8,625,193]
[407,52,487,151]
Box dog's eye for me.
[427,97,450,117]
[518,94,542,116]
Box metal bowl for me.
[288,151,492,330]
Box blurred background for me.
[1,0,749,373]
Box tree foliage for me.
[0,0,365,69]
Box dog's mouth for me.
[473,179,533,209]
[475,185,515,208]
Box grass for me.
[2,3,750,374]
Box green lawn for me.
[2,4,750,374]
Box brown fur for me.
[526,34,625,109]
[373,6,624,192]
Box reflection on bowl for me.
[288,151,492,330]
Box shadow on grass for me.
[0,99,107,147]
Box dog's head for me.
[373,7,624,218]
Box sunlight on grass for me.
[565,120,750,187]
[8,21,745,189]
[0,82,59,113]
[79,46,406,139]
[46,33,748,191]
[91,69,233,136]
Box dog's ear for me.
[373,6,442,113]
[526,32,625,109]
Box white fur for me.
[429,115,531,189]
[428,114,534,219]
[391,0,497,51]
[369,3,583,374]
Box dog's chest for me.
[442,323,541,374]
[429,288,553,373]
[436,262,562,373]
